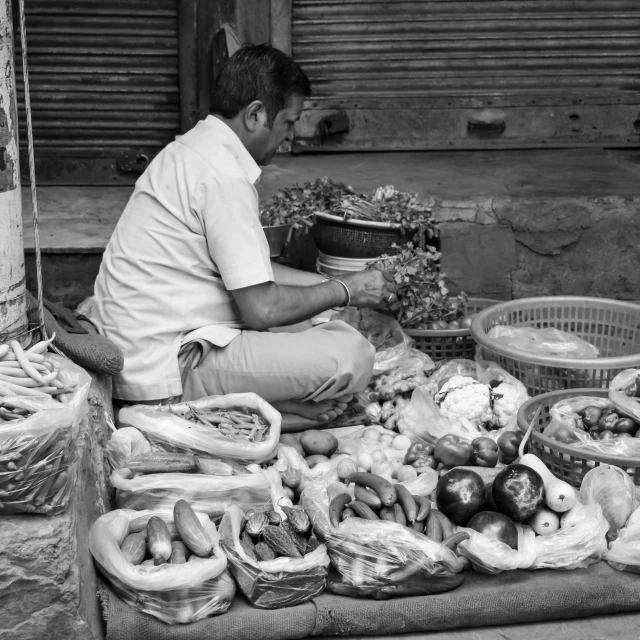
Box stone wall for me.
[0,374,113,640]
[437,195,640,300]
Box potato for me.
[306,454,330,469]
[279,433,305,458]
[299,430,339,457]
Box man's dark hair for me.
[210,44,311,128]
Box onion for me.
[580,464,636,540]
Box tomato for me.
[552,426,579,444]
[428,320,449,330]
[447,321,461,330]
[459,315,475,329]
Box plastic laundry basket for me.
[472,296,640,396]
[517,388,640,487]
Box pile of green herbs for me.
[370,244,468,329]
[259,177,437,247]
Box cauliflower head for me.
[435,375,493,427]
[492,381,522,428]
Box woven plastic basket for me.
[517,388,640,487]
[311,216,409,259]
[471,296,640,396]
[405,298,501,361]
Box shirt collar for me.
[203,115,262,185]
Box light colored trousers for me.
[177,320,375,404]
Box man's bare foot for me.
[273,394,354,423]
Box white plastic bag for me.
[106,426,152,470]
[545,395,640,457]
[0,355,91,514]
[580,464,637,540]
[117,392,281,464]
[457,524,537,574]
[486,325,599,359]
[609,369,640,422]
[111,466,289,519]
[530,504,609,569]
[398,359,529,443]
[219,505,330,609]
[89,508,232,624]
[605,505,640,572]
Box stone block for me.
[0,374,113,640]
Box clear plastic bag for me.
[89,508,233,624]
[398,359,529,443]
[300,480,464,596]
[332,308,416,375]
[457,524,537,574]
[530,504,608,570]
[486,325,599,359]
[605,505,640,573]
[544,395,640,456]
[117,392,281,464]
[111,466,290,519]
[0,355,91,515]
[609,369,640,422]
[106,426,152,470]
[218,505,330,609]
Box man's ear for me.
[244,100,266,132]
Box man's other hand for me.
[340,268,398,309]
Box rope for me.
[17,0,47,343]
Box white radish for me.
[560,503,586,529]
[519,453,577,512]
[528,507,560,536]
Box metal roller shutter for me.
[292,0,640,150]
[14,0,181,184]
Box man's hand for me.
[339,268,398,308]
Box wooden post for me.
[0,0,27,340]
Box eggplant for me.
[577,405,602,430]
[612,417,638,436]
[492,464,544,522]
[467,511,518,550]
[597,410,620,434]
[435,468,487,526]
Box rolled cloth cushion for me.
[26,291,124,376]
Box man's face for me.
[251,94,304,166]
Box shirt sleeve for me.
[198,174,274,291]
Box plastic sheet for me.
[89,508,232,625]
[0,355,91,515]
[117,393,281,464]
[111,466,290,519]
[398,359,529,444]
[609,369,640,423]
[301,480,464,596]
[219,505,330,609]
[486,325,600,359]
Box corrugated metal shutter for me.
[292,0,640,150]
[14,0,181,184]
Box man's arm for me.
[230,268,397,331]
[271,262,325,286]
